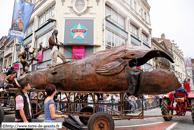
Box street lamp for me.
[102,14,111,27]
[103,14,111,50]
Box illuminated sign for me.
[72,46,85,59]
[71,23,88,40]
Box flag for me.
[9,0,34,46]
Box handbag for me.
[63,114,84,130]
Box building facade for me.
[152,38,171,71]
[153,34,186,84]
[11,0,152,74]
[0,36,8,72]
[171,41,186,84]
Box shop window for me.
[105,30,126,50]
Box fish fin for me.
[96,58,127,76]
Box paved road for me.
[1,108,193,130]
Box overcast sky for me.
[149,0,194,58]
[0,0,193,58]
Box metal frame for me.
[0,88,180,121]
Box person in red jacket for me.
[184,79,190,93]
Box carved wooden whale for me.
[16,45,181,97]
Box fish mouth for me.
[123,45,174,67]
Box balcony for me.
[4,47,13,57]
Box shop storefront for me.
[63,19,94,59]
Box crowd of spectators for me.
[29,92,160,114]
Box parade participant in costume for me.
[18,46,33,75]
[49,30,67,74]
[28,43,48,67]
[7,67,15,76]
[4,71,20,89]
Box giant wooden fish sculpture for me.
[16,45,181,97]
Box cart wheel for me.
[0,106,4,124]
[87,112,114,130]
[161,99,173,121]
[191,99,194,124]
[79,106,93,125]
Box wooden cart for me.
[0,88,177,130]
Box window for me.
[75,0,85,12]
[25,23,34,36]
[142,33,148,44]
[130,0,133,7]
[141,9,143,17]
[105,5,125,29]
[105,30,111,49]
[36,30,53,48]
[134,1,137,11]
[118,16,124,29]
[144,12,146,20]
[105,30,126,50]
[39,5,55,27]
[130,23,138,38]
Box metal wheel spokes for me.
[93,118,110,130]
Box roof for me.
[153,37,172,51]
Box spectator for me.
[98,93,104,112]
[123,93,130,114]
[69,93,75,112]
[114,94,120,111]
[87,94,93,107]
[128,96,134,113]
[184,79,190,92]
[75,93,82,111]
[38,92,44,109]
[44,84,67,124]
[15,81,32,130]
[30,92,36,99]
[82,93,88,107]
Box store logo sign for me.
[71,23,88,40]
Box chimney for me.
[161,33,165,39]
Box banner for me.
[184,57,193,75]
[9,0,34,45]
[72,46,85,59]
